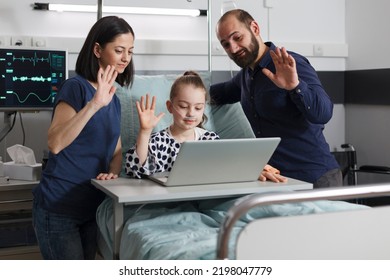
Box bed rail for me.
[216,184,390,260]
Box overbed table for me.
[91,177,312,259]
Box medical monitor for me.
[0,47,68,111]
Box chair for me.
[332,144,358,186]
[332,144,390,205]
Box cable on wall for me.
[18,112,26,146]
[221,1,238,78]
[0,112,17,143]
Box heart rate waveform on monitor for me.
[13,76,52,82]
[12,52,50,66]
[6,90,53,104]
[0,47,67,110]
[10,51,65,71]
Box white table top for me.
[91,176,312,205]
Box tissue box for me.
[4,162,42,181]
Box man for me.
[210,9,341,188]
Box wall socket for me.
[11,36,32,47]
[32,37,46,47]
[212,41,225,55]
[0,36,10,47]
[1,36,46,47]
[264,0,279,8]
[313,44,324,56]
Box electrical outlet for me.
[313,44,324,56]
[11,36,24,46]
[11,36,32,47]
[212,41,225,55]
[0,36,10,47]
[32,37,46,47]
[264,0,279,8]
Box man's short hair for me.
[218,9,255,30]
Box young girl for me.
[125,71,285,182]
[126,71,219,178]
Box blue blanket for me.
[96,196,368,260]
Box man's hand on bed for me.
[96,172,119,180]
[258,164,287,183]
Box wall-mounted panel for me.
[345,69,390,105]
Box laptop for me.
[147,137,281,186]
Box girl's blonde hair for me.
[169,71,209,128]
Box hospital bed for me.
[217,184,390,260]
[95,73,390,260]
[95,72,259,259]
[96,183,390,260]
[94,176,314,260]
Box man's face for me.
[217,16,260,68]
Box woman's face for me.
[94,33,134,73]
[168,85,206,130]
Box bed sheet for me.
[96,196,368,260]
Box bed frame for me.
[217,184,390,260]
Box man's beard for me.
[230,34,260,68]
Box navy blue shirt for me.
[33,75,121,219]
[210,42,339,183]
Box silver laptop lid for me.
[151,137,280,186]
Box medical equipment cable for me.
[18,112,26,146]
[0,112,17,143]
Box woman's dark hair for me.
[170,71,209,128]
[75,16,135,87]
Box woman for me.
[32,16,135,260]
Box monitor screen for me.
[0,47,68,111]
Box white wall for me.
[345,0,390,166]
[0,0,347,160]
[1,0,347,70]
[346,0,390,71]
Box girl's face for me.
[94,33,134,73]
[167,85,206,131]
